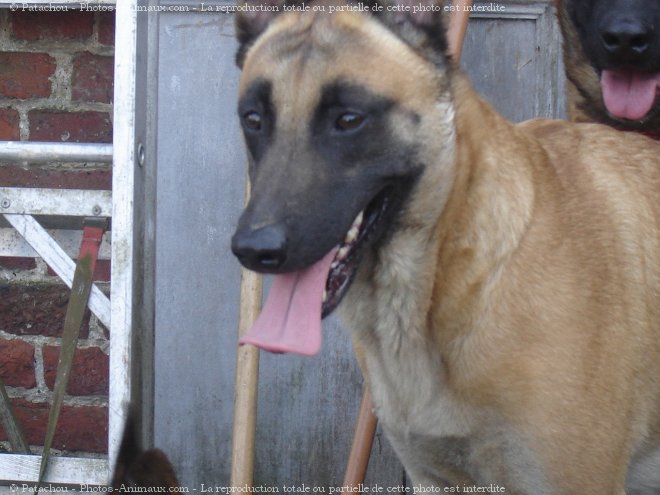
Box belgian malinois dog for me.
[556,0,660,136]
[231,0,660,491]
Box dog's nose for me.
[231,223,288,272]
[600,17,651,59]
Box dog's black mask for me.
[231,79,421,275]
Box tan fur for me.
[239,7,660,494]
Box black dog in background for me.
[556,0,660,136]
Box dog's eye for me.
[243,111,262,131]
[335,112,365,132]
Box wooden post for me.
[342,390,377,487]
[230,270,262,486]
[230,179,263,486]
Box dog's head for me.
[557,0,660,129]
[231,0,456,353]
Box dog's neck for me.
[428,74,537,347]
[343,73,538,360]
[340,73,542,434]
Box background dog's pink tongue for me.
[601,70,660,121]
[239,249,336,356]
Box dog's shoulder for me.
[514,118,659,250]
[518,118,660,181]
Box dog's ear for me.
[235,0,288,68]
[234,0,450,68]
[376,0,449,67]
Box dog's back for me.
[431,78,660,493]
[521,117,660,492]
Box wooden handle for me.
[230,269,262,486]
[230,177,263,487]
[343,390,378,488]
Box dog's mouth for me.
[322,187,392,318]
[600,69,660,122]
[239,186,395,356]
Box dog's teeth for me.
[337,246,350,260]
[354,211,364,229]
[331,260,339,269]
[322,289,328,303]
[344,211,364,244]
[345,226,359,244]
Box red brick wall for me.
[0,10,115,455]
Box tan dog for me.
[230,0,660,492]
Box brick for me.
[0,399,107,453]
[0,339,36,388]
[0,257,37,271]
[10,12,94,41]
[0,109,20,140]
[28,110,112,143]
[43,346,109,396]
[0,165,112,190]
[72,52,114,104]
[0,52,56,99]
[0,284,90,338]
[97,12,115,46]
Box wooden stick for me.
[230,181,263,487]
[342,3,473,488]
[230,269,262,486]
[342,389,377,488]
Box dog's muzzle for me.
[231,222,288,272]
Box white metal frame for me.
[0,0,139,485]
[108,0,140,477]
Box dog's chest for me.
[342,248,545,486]
[366,341,469,436]
[347,252,476,444]
[351,282,548,489]
[364,337,479,481]
[365,345,549,489]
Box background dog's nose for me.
[600,18,651,59]
[231,223,288,272]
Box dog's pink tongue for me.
[239,249,336,356]
[601,70,660,121]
